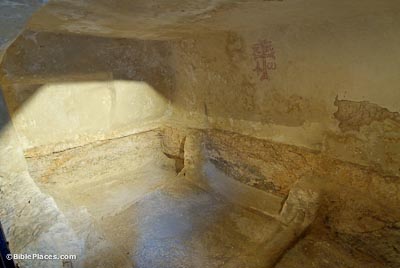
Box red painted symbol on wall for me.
[251,40,276,81]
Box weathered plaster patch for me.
[334,97,400,132]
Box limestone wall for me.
[0,32,174,155]
[0,0,399,177]
[167,17,400,176]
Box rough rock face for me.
[200,129,400,266]
[0,91,83,268]
[334,98,400,132]
[0,0,399,267]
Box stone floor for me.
[21,130,384,268]
[25,130,279,267]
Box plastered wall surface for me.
[2,0,400,175]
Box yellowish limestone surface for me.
[0,0,399,267]
[2,0,400,175]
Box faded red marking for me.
[252,40,276,81]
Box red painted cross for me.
[252,40,277,81]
